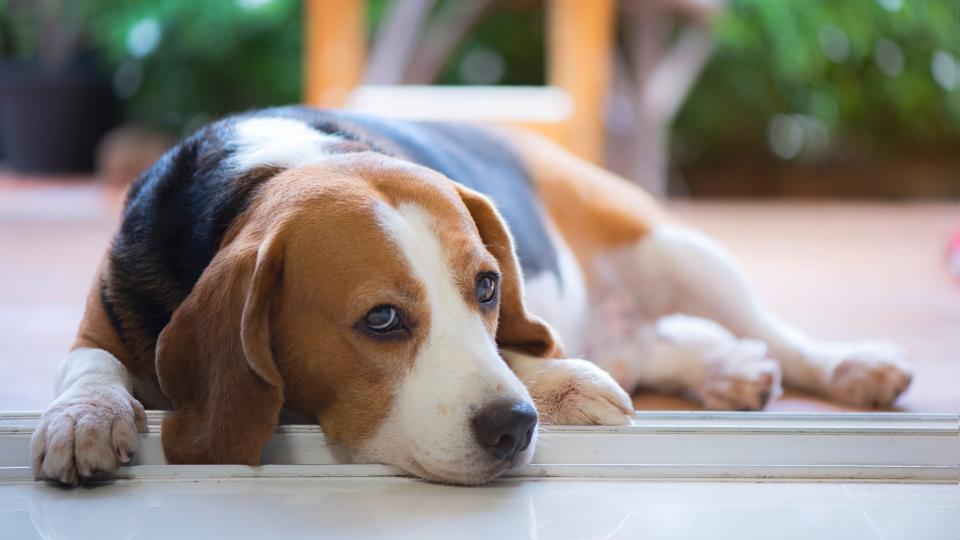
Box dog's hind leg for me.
[510,128,911,408]
[611,225,912,408]
[592,314,782,411]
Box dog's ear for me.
[156,225,285,465]
[455,183,562,358]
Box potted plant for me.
[0,0,117,173]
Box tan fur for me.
[78,151,559,466]
[453,184,561,358]
[502,128,669,281]
[72,259,131,361]
[266,164,428,450]
[154,211,285,464]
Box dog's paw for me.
[695,339,782,411]
[522,359,636,426]
[820,342,912,408]
[31,388,147,486]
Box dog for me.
[31,107,913,486]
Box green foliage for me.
[83,0,302,133]
[0,0,39,58]
[365,0,544,85]
[674,0,960,161]
[433,3,544,86]
[0,0,543,134]
[2,0,955,156]
[0,0,303,133]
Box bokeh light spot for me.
[818,26,850,63]
[874,38,904,77]
[768,114,804,159]
[127,18,162,59]
[931,50,960,91]
[876,0,902,12]
[459,47,505,85]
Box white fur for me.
[31,348,146,484]
[358,202,536,483]
[228,117,342,172]
[522,222,588,357]
[585,223,911,408]
[503,351,636,425]
[601,315,781,410]
[606,225,818,386]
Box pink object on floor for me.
[949,220,960,279]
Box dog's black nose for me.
[471,401,538,461]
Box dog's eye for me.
[364,305,403,333]
[476,273,499,304]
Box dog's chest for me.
[523,237,662,379]
[521,228,589,357]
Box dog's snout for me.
[471,401,538,461]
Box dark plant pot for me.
[0,59,7,163]
[0,58,117,174]
[0,98,5,162]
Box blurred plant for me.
[0,0,303,134]
[364,0,543,86]
[3,0,955,158]
[674,0,960,162]
[86,0,303,134]
[0,0,102,74]
[0,0,538,135]
[430,1,543,86]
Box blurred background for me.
[0,0,958,412]
[2,0,958,195]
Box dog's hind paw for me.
[820,342,912,408]
[695,339,782,411]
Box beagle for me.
[31,107,913,485]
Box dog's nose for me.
[471,401,538,461]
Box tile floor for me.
[1,477,956,540]
[1,174,958,412]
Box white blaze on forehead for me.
[228,116,342,172]
[376,201,501,355]
[360,201,535,479]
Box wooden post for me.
[303,0,366,107]
[547,0,614,163]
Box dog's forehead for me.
[262,162,494,307]
[268,157,490,262]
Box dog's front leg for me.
[31,348,146,485]
[503,351,636,426]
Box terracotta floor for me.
[0,174,957,413]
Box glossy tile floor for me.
[1,478,956,540]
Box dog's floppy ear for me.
[156,225,285,465]
[455,183,562,358]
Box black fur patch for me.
[107,118,282,356]
[106,107,561,360]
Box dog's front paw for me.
[522,359,636,426]
[31,388,147,485]
[821,342,912,408]
[695,339,782,411]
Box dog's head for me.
[155,117,560,484]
